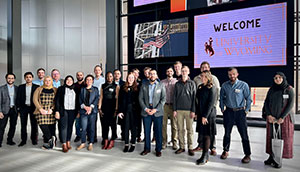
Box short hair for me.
[94,64,102,71]
[174,61,182,66]
[76,71,84,75]
[51,69,60,74]
[37,68,45,74]
[5,73,16,79]
[143,67,151,72]
[113,69,121,74]
[149,69,157,73]
[132,68,140,73]
[24,72,34,78]
[200,61,210,68]
[228,67,238,72]
[182,65,190,70]
[84,74,94,82]
[166,66,174,71]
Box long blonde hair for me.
[42,76,54,89]
[201,71,213,88]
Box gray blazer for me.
[139,81,166,117]
[0,84,18,114]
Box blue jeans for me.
[75,116,82,137]
[80,113,96,144]
[143,115,163,152]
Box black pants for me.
[136,111,142,138]
[102,111,117,140]
[59,110,76,143]
[223,109,251,155]
[0,108,18,144]
[197,134,216,150]
[20,106,38,143]
[39,124,56,141]
[124,105,137,144]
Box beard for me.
[77,78,84,82]
[150,78,156,82]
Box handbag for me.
[271,123,284,166]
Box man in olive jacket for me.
[139,69,166,157]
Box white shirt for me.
[25,85,32,106]
[64,87,76,110]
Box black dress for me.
[196,84,217,136]
[101,83,118,140]
[118,85,140,144]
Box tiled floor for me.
[0,120,299,172]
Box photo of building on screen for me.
[134,18,188,59]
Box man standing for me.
[51,69,64,88]
[161,67,178,150]
[33,68,45,86]
[139,70,166,157]
[93,65,105,143]
[193,61,220,155]
[142,67,151,84]
[219,67,252,163]
[16,72,39,146]
[173,66,196,156]
[74,71,85,142]
[173,61,182,80]
[0,73,18,147]
[113,69,125,86]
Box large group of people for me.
[0,61,295,168]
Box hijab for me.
[271,72,289,91]
[64,75,75,90]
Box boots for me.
[66,141,72,150]
[62,143,68,153]
[102,139,109,149]
[106,140,115,150]
[196,151,209,165]
[42,138,54,150]
[123,145,129,153]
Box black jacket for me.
[54,86,79,114]
[173,78,196,112]
[16,83,39,112]
[118,85,140,114]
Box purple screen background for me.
[194,2,287,68]
[134,0,165,7]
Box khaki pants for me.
[177,110,194,150]
[162,104,178,147]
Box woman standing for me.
[98,72,120,150]
[263,72,294,168]
[195,71,217,165]
[33,76,57,150]
[118,72,139,152]
[54,75,78,153]
[76,74,99,151]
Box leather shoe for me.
[188,149,195,156]
[32,140,38,145]
[140,150,150,156]
[156,151,162,157]
[137,137,142,143]
[210,149,217,156]
[62,144,68,153]
[88,144,93,151]
[76,144,86,151]
[220,151,229,159]
[192,146,202,152]
[7,141,16,146]
[175,148,185,154]
[18,141,26,147]
[241,155,251,163]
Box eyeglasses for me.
[274,76,282,80]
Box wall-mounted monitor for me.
[134,18,188,59]
[194,2,287,68]
[134,0,165,7]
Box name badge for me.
[283,94,289,99]
[235,89,241,93]
[156,89,161,93]
[109,88,114,92]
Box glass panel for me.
[0,0,7,84]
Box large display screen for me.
[134,18,188,59]
[134,0,165,7]
[194,2,287,68]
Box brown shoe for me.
[175,148,185,154]
[241,155,251,163]
[140,150,150,156]
[87,144,93,151]
[220,151,229,159]
[62,143,68,153]
[66,141,72,150]
[192,146,202,152]
[188,149,195,156]
[156,151,162,157]
[76,144,85,151]
[210,149,217,156]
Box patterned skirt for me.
[266,114,294,159]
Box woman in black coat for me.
[195,71,217,165]
[118,72,140,152]
[54,75,78,152]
